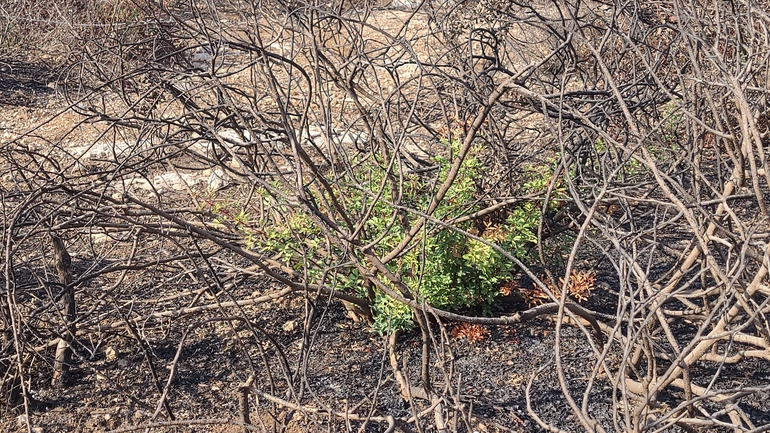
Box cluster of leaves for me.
[500,270,597,306]
[450,322,490,344]
[206,136,556,332]
[364,142,548,332]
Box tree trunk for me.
[50,235,74,388]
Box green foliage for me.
[207,136,554,333]
[661,99,682,143]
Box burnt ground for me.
[3,263,770,433]
[0,60,56,108]
[4,270,770,433]
[2,279,606,433]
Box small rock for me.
[105,346,118,362]
[91,233,110,244]
[133,409,148,422]
[391,0,420,9]
[282,320,298,332]
[218,128,252,145]
[208,167,230,191]
[152,172,199,193]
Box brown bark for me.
[51,234,75,388]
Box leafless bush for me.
[2,0,770,431]
[0,0,145,62]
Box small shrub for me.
[207,135,555,333]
